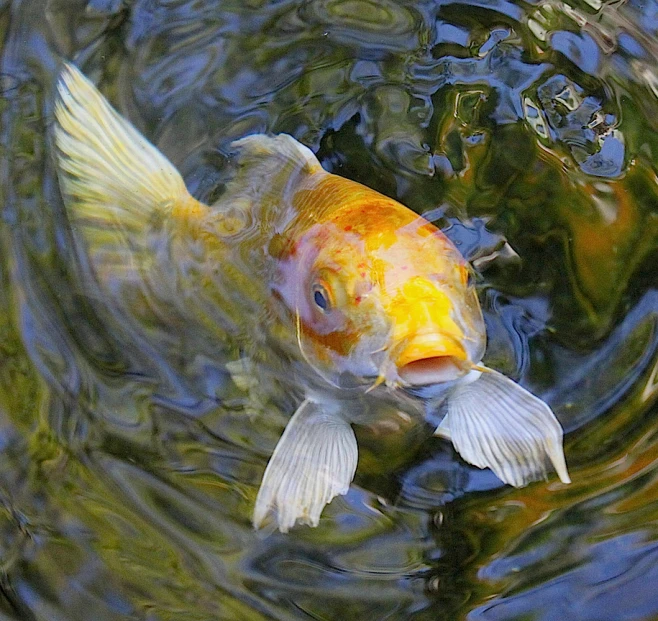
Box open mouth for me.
[393,333,468,386]
[398,355,465,386]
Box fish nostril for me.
[398,355,464,386]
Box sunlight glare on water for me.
[1,0,658,619]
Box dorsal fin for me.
[230,133,322,176]
[216,133,325,219]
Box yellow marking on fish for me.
[388,278,464,342]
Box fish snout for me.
[394,333,469,386]
[386,286,472,386]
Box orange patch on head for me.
[459,263,470,286]
[284,171,479,373]
[300,321,359,357]
[384,277,466,355]
[297,174,440,251]
[329,201,431,253]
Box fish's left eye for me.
[312,283,332,312]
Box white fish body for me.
[54,63,570,534]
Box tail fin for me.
[54,63,208,280]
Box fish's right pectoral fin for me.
[253,399,358,533]
[442,367,570,487]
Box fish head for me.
[272,219,390,387]
[272,175,486,390]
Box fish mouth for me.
[398,356,465,385]
[395,336,468,386]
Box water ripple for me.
[1,0,658,618]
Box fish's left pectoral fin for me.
[253,400,358,533]
[443,368,570,487]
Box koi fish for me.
[54,63,570,533]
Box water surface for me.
[1,0,658,619]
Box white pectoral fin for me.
[433,414,452,440]
[253,400,358,533]
[443,367,570,487]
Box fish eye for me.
[312,283,332,312]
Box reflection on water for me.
[1,0,658,618]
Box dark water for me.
[1,0,658,619]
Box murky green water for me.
[1,0,658,619]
